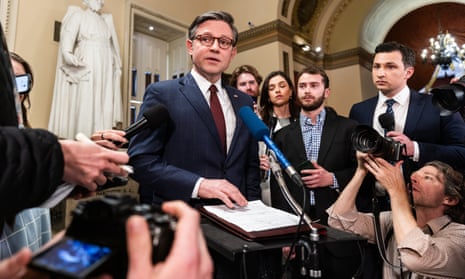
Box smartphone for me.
[296,160,315,174]
[29,237,112,279]
[15,73,31,94]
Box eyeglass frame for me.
[193,34,235,49]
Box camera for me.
[430,75,465,116]
[29,194,176,279]
[351,125,404,161]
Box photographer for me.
[327,152,465,278]
[0,201,213,279]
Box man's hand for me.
[198,179,248,208]
[386,131,414,157]
[363,155,406,196]
[0,248,31,279]
[90,130,128,150]
[126,201,213,279]
[60,140,129,191]
[259,154,270,171]
[300,161,334,188]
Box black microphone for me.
[125,104,169,139]
[378,112,395,133]
[96,104,169,191]
[239,106,304,188]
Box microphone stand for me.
[269,152,321,277]
[268,151,314,230]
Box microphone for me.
[378,112,395,133]
[125,104,170,139]
[239,106,304,188]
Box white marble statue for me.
[48,0,122,139]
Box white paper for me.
[203,200,301,232]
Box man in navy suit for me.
[269,64,358,225]
[350,42,465,211]
[128,11,261,208]
[349,41,465,279]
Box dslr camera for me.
[431,75,465,116]
[29,194,176,279]
[351,125,404,161]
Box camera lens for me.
[351,125,384,156]
[351,125,402,161]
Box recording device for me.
[125,104,170,139]
[296,160,315,174]
[351,125,403,161]
[378,112,395,132]
[430,75,465,116]
[29,194,176,279]
[239,106,305,188]
[15,73,32,94]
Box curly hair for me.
[229,64,262,88]
[425,161,465,224]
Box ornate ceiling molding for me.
[236,19,295,52]
[322,0,353,53]
[323,47,371,70]
[361,0,465,52]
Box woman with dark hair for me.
[258,71,300,204]
[258,71,299,132]
[10,52,33,128]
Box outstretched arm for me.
[363,157,416,244]
[330,152,368,215]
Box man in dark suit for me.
[128,11,261,208]
[269,64,358,225]
[350,41,465,212]
[349,41,465,279]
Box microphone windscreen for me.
[143,104,170,129]
[378,112,395,131]
[239,106,269,140]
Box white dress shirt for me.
[373,86,419,161]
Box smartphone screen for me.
[15,74,31,93]
[29,237,112,279]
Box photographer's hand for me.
[0,248,31,279]
[125,201,213,279]
[386,131,415,157]
[364,156,405,193]
[329,152,369,216]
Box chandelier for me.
[421,31,465,70]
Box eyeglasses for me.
[194,34,234,49]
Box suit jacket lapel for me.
[225,86,244,157]
[287,121,308,164]
[404,90,425,135]
[180,74,224,152]
[366,97,378,126]
[318,109,338,164]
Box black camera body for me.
[431,75,465,116]
[29,194,176,279]
[351,125,404,161]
